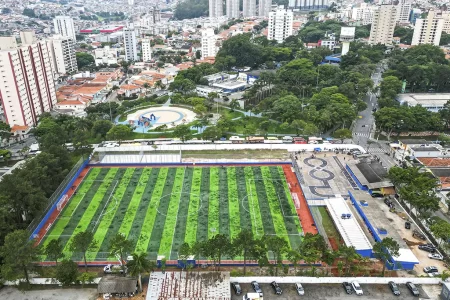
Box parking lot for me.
[230,283,431,300]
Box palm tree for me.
[127,252,152,292]
[143,83,150,95]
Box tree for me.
[55,259,79,286]
[264,235,288,276]
[333,128,353,143]
[373,237,400,276]
[290,119,307,136]
[430,219,450,247]
[169,78,195,94]
[0,230,40,285]
[173,124,192,142]
[232,229,255,275]
[109,233,133,275]
[0,121,11,143]
[379,76,402,106]
[106,125,133,144]
[70,231,98,272]
[75,52,95,69]
[44,238,64,266]
[92,120,113,138]
[216,33,264,67]
[338,245,361,276]
[202,126,222,141]
[208,234,231,271]
[229,99,240,112]
[127,252,152,292]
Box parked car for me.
[388,281,401,296]
[271,281,282,295]
[251,281,262,294]
[351,281,363,295]
[427,272,441,277]
[412,229,426,240]
[428,253,443,260]
[406,282,420,297]
[103,264,126,274]
[342,282,353,294]
[423,266,438,273]
[231,282,241,295]
[418,244,436,253]
[295,283,305,296]
[405,221,411,229]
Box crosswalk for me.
[367,147,388,154]
[353,132,370,138]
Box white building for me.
[243,0,256,17]
[47,35,77,75]
[412,10,444,46]
[396,0,412,24]
[201,28,217,59]
[53,16,76,40]
[94,46,118,66]
[0,32,57,127]
[368,4,397,45]
[209,0,223,18]
[396,93,450,112]
[259,0,272,17]
[140,7,161,28]
[141,39,152,62]
[288,0,329,10]
[268,6,294,43]
[123,24,138,61]
[226,0,239,18]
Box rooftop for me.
[354,160,388,183]
[213,81,247,89]
[398,139,429,145]
[411,146,441,152]
[396,93,450,107]
[97,277,136,294]
[418,157,450,167]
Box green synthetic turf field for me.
[40,165,302,261]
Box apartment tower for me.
[412,10,444,46]
[0,32,57,127]
[368,4,397,45]
[123,24,138,61]
[227,0,240,18]
[47,35,77,75]
[53,16,76,40]
[268,6,294,43]
[243,0,256,17]
[141,39,152,62]
[201,28,217,59]
[259,0,272,17]
[209,0,223,18]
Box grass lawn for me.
[318,206,341,241]
[40,165,302,261]
[181,149,290,160]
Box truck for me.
[243,292,263,300]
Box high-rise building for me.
[288,0,329,10]
[123,24,138,61]
[141,39,152,62]
[259,0,272,17]
[396,0,412,24]
[0,32,57,127]
[268,6,294,43]
[412,10,444,46]
[209,0,223,18]
[53,16,76,40]
[243,0,256,17]
[141,7,161,28]
[47,35,77,75]
[201,28,217,59]
[227,0,240,18]
[368,5,397,45]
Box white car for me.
[428,253,443,260]
[352,281,363,295]
[427,272,441,277]
[295,283,305,296]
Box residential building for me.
[410,8,422,25]
[47,35,77,75]
[227,0,239,18]
[140,7,161,28]
[142,39,152,62]
[268,6,294,43]
[243,0,256,17]
[412,10,444,46]
[368,5,397,45]
[201,28,217,59]
[396,0,412,24]
[319,33,337,50]
[209,0,223,18]
[0,32,57,127]
[259,0,272,17]
[53,16,76,40]
[123,24,138,61]
[288,0,329,10]
[94,46,118,66]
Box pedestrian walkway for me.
[367,147,388,154]
[353,132,370,138]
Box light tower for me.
[340,27,355,56]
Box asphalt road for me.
[230,283,430,300]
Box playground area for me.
[124,106,197,132]
[36,164,307,264]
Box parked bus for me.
[283,136,293,143]
[246,136,265,143]
[293,137,307,144]
[229,136,245,144]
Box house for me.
[10,125,31,141]
[118,84,141,97]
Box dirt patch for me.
[404,238,424,246]
[328,237,339,251]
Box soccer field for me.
[39,165,303,262]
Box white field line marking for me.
[91,180,119,232]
